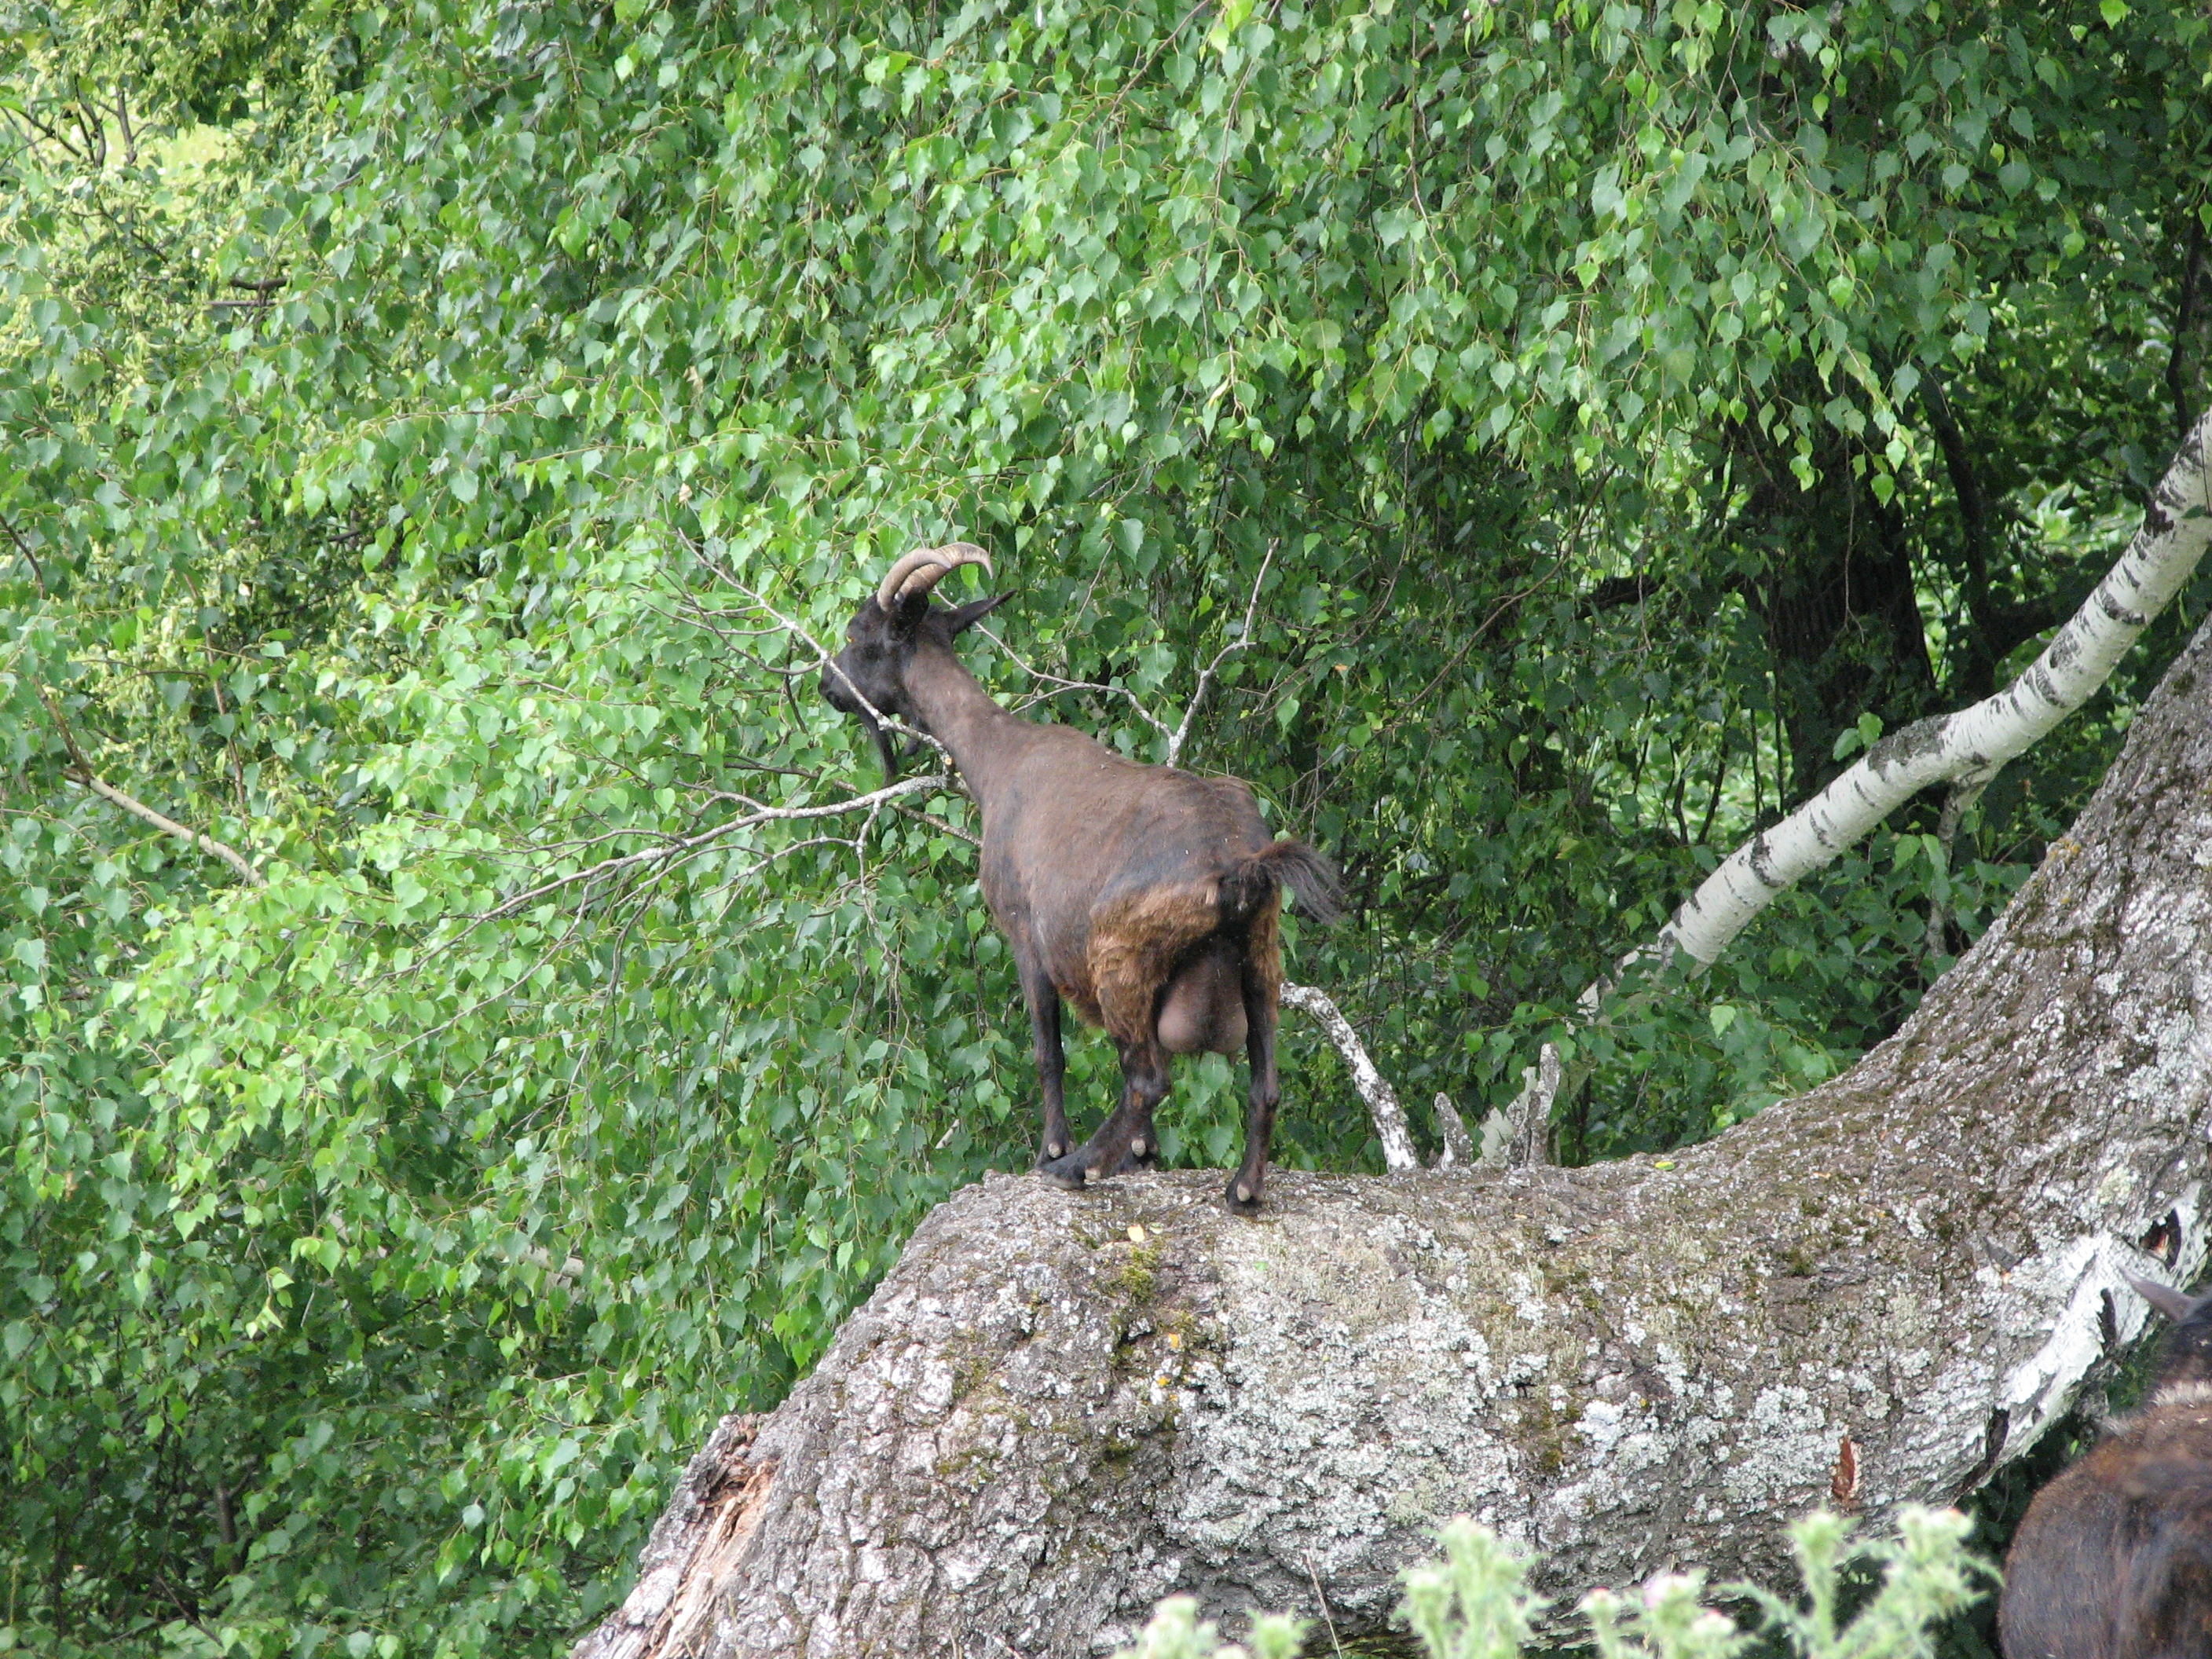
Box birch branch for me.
[1165,538,1276,769]
[478,775,950,921]
[35,678,264,887]
[1279,981,1418,1172]
[976,625,1175,745]
[2,512,50,595]
[79,772,266,888]
[1646,407,2212,972]
[679,533,952,769]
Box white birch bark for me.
[1431,1092,1477,1167]
[1279,981,1419,1173]
[1653,409,2212,969]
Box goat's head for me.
[2126,1272,2212,1390]
[821,542,1006,778]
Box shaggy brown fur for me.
[2001,1276,2212,1659]
[1088,884,1232,1044]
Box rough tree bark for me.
[577,614,2212,1659]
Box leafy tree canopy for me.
[2,0,2207,1650]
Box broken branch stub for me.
[1432,1092,1478,1168]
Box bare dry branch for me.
[78,773,264,887]
[477,775,952,921]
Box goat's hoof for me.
[1036,1140,1070,1166]
[1038,1148,1099,1191]
[1223,1176,1264,1215]
[1113,1141,1160,1175]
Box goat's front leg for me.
[1018,959,1073,1165]
[1039,1035,1169,1191]
[1225,961,1281,1214]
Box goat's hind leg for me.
[1040,1036,1169,1190]
[1019,959,1074,1165]
[1225,958,1281,1214]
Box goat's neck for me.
[902,647,1024,799]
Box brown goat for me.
[819,543,1341,1211]
[1998,1272,2212,1659]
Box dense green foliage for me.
[2,0,2208,1650]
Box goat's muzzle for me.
[822,664,902,779]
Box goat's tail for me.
[1221,839,1344,927]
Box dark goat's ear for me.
[889,590,932,632]
[2125,1271,2201,1324]
[948,592,1010,635]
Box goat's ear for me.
[889,590,932,634]
[2125,1271,2201,1323]
[947,592,1011,635]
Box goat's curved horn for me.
[875,548,947,610]
[875,542,995,610]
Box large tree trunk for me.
[577,615,2212,1659]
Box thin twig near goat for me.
[821,543,1342,1212]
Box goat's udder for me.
[1155,950,1247,1054]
